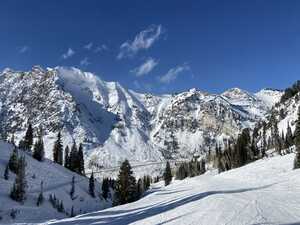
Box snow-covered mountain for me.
[262,86,300,138]
[0,66,283,169]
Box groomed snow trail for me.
[45,154,300,225]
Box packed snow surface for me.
[46,153,300,225]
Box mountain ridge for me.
[0,66,283,169]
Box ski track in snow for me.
[45,154,300,225]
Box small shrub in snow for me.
[36,181,44,206]
[10,209,18,219]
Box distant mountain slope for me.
[0,67,283,169]
[0,141,108,224]
[45,153,300,225]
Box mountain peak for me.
[221,87,254,101]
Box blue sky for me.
[1,0,300,94]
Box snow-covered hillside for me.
[46,153,300,225]
[0,141,108,224]
[0,66,283,170]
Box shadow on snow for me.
[52,183,275,225]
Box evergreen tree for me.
[8,148,19,173]
[58,201,64,213]
[294,107,300,169]
[4,163,9,180]
[176,163,188,180]
[70,176,75,200]
[200,159,206,174]
[33,133,45,161]
[285,122,294,149]
[71,206,75,217]
[37,181,44,206]
[143,175,151,190]
[281,130,285,152]
[113,159,137,205]
[251,126,259,159]
[10,133,15,146]
[10,155,27,203]
[102,178,109,200]
[273,120,282,155]
[53,132,63,165]
[23,122,33,151]
[261,121,267,157]
[163,161,172,186]
[89,172,95,198]
[69,142,78,173]
[234,128,251,167]
[77,144,85,175]
[215,143,220,156]
[137,178,144,199]
[295,108,300,148]
[64,146,70,169]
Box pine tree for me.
[58,201,64,213]
[137,178,144,199]
[89,172,95,198]
[37,181,44,206]
[143,175,151,190]
[251,126,259,159]
[33,133,45,161]
[176,163,187,180]
[23,122,33,151]
[273,120,282,155]
[285,122,294,149]
[10,155,27,203]
[69,142,78,173]
[200,159,206,174]
[71,206,75,217]
[10,133,15,146]
[294,107,300,169]
[70,176,75,200]
[113,159,137,205]
[233,128,251,167]
[163,161,172,186]
[64,146,70,169]
[53,132,63,165]
[261,121,267,157]
[77,144,85,175]
[8,148,19,173]
[4,163,9,180]
[102,178,109,200]
[295,108,300,148]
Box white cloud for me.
[80,57,91,66]
[62,48,75,59]
[18,46,30,54]
[159,64,190,84]
[84,42,93,50]
[133,80,141,89]
[117,24,163,59]
[94,44,108,53]
[131,58,158,77]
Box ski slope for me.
[0,141,109,224]
[46,153,300,225]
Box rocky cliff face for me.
[0,66,283,168]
